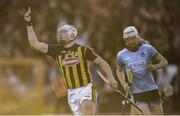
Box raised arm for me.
[93,56,118,89]
[24,7,48,53]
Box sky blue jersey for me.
[117,44,159,94]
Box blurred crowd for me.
[0,0,180,114]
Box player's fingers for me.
[24,13,28,17]
[28,6,31,14]
[24,12,29,17]
[24,9,31,17]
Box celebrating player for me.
[24,7,118,115]
[116,26,168,115]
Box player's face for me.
[57,29,71,45]
[124,36,139,51]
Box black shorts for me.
[133,89,161,103]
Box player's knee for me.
[140,106,151,115]
[151,105,163,115]
[81,100,95,115]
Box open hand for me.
[163,85,173,97]
[24,7,32,22]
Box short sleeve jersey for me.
[117,44,159,93]
[47,44,99,89]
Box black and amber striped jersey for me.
[47,44,99,89]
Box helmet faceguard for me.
[123,26,140,40]
[123,26,141,51]
[56,24,78,46]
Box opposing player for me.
[116,26,168,115]
[24,7,118,115]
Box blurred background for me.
[0,0,180,115]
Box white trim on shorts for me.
[67,83,96,115]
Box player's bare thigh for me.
[80,100,95,115]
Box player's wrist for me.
[123,83,128,89]
[152,64,158,70]
[26,21,33,26]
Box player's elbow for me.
[97,58,110,69]
[161,57,168,68]
[100,59,109,68]
[29,42,36,49]
[29,41,39,50]
[164,59,168,67]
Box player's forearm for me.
[154,57,168,70]
[99,61,115,81]
[116,68,126,87]
[26,26,48,53]
[27,26,40,48]
[94,57,116,84]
